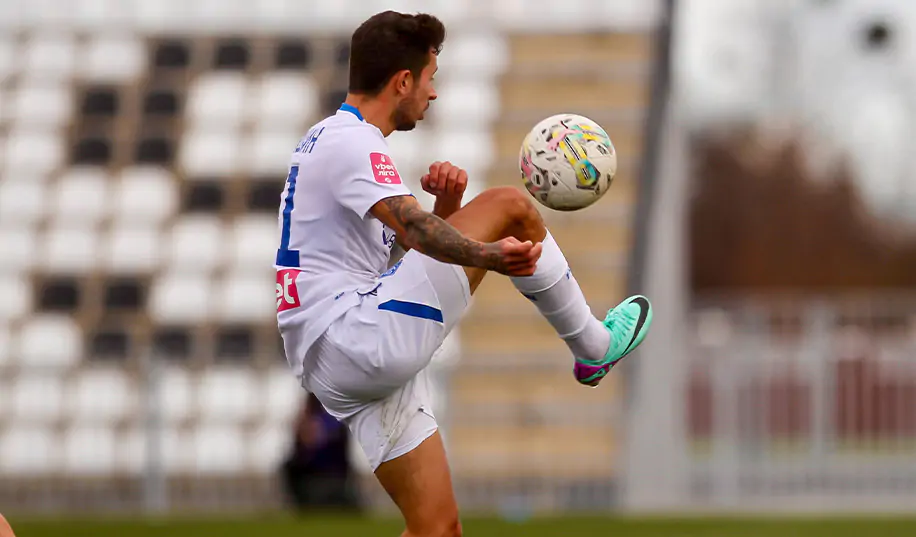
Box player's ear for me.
[393,70,412,95]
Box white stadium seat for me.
[53,167,111,225]
[113,166,179,225]
[198,368,258,423]
[0,178,46,226]
[264,368,302,427]
[3,127,65,177]
[0,275,31,323]
[62,425,116,475]
[0,426,60,476]
[22,34,77,80]
[43,224,98,275]
[250,73,319,128]
[69,368,135,423]
[187,73,248,129]
[437,32,509,78]
[227,215,278,274]
[10,374,65,422]
[431,131,495,179]
[0,227,36,273]
[161,426,193,475]
[149,273,213,323]
[179,128,241,178]
[83,35,146,82]
[117,426,147,475]
[247,423,288,473]
[433,79,500,128]
[9,81,72,127]
[0,324,11,367]
[245,129,300,176]
[217,273,275,323]
[166,215,224,273]
[154,367,195,424]
[0,38,18,82]
[192,425,246,474]
[104,226,162,274]
[17,315,82,367]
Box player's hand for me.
[484,237,543,276]
[421,161,467,200]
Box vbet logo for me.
[370,152,402,184]
[276,269,302,312]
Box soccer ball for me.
[518,114,617,211]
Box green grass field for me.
[7,515,916,537]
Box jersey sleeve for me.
[334,136,413,219]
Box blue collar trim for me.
[339,103,364,122]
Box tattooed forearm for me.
[379,196,500,269]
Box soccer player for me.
[275,11,653,537]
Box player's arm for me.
[370,195,501,270]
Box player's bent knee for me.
[482,186,540,227]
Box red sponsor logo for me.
[370,152,402,184]
[276,269,302,312]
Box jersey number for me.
[276,166,300,268]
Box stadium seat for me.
[17,315,82,366]
[82,35,146,82]
[161,426,193,475]
[21,34,77,80]
[430,130,495,178]
[3,127,65,177]
[227,215,278,274]
[0,275,31,322]
[433,79,500,128]
[186,73,248,129]
[197,367,258,423]
[68,368,135,423]
[217,273,275,323]
[245,129,301,176]
[116,425,147,475]
[53,167,111,225]
[113,166,179,225]
[166,215,224,273]
[0,180,45,227]
[264,368,302,426]
[0,38,16,82]
[149,273,213,323]
[62,425,116,475]
[246,423,287,472]
[179,128,242,178]
[9,81,72,127]
[0,426,59,475]
[191,425,246,474]
[155,366,195,424]
[250,73,318,128]
[0,227,35,273]
[43,224,98,275]
[104,226,162,274]
[10,374,65,422]
[438,31,509,78]
[0,324,10,367]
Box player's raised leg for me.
[444,185,653,386]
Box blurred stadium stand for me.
[0,0,663,514]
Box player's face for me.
[393,52,438,132]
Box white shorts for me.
[299,250,470,470]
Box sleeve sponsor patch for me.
[370,152,402,184]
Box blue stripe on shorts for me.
[378,299,444,323]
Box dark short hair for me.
[348,11,446,96]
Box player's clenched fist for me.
[483,236,543,277]
[421,161,467,198]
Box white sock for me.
[510,231,610,361]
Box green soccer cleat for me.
[573,295,653,387]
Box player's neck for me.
[343,95,396,137]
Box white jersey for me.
[275,104,413,376]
